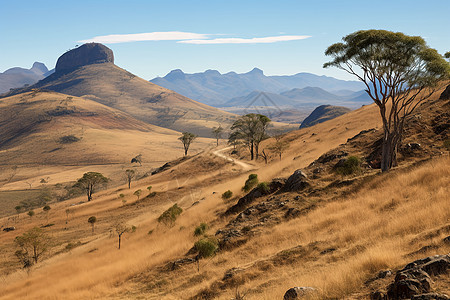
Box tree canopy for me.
[178,132,197,156]
[229,113,271,160]
[74,172,109,201]
[324,30,450,171]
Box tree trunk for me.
[250,143,254,160]
[381,133,399,172]
[118,234,122,249]
[128,180,131,189]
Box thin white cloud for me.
[78,31,209,44]
[78,31,311,45]
[178,35,311,44]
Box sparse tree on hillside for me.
[14,227,50,268]
[268,135,290,161]
[27,210,35,219]
[114,223,129,250]
[15,205,22,219]
[179,132,197,156]
[43,205,51,224]
[131,154,142,166]
[125,169,135,189]
[445,51,450,60]
[147,186,152,194]
[324,30,450,171]
[211,125,224,146]
[74,172,109,201]
[88,216,97,234]
[133,189,142,200]
[230,114,271,160]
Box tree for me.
[131,154,142,166]
[125,169,135,189]
[42,205,51,224]
[324,30,450,171]
[445,51,450,60]
[15,205,22,219]
[178,132,197,156]
[211,125,223,146]
[147,186,152,194]
[74,172,109,201]
[158,203,183,227]
[88,216,97,234]
[14,227,50,267]
[230,114,271,160]
[114,223,129,250]
[268,135,290,161]
[27,210,35,219]
[133,189,142,200]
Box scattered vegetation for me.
[257,182,270,193]
[242,174,258,192]
[131,154,142,165]
[114,223,129,250]
[74,172,109,201]
[88,216,97,233]
[334,156,362,175]
[125,169,135,189]
[27,210,35,219]
[58,134,81,144]
[211,125,223,146]
[14,227,50,268]
[43,205,51,224]
[157,203,183,227]
[133,189,142,200]
[194,222,209,236]
[222,190,233,200]
[178,132,197,156]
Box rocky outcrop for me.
[299,105,351,128]
[283,286,317,299]
[283,169,310,192]
[439,84,450,100]
[55,43,114,74]
[372,254,450,299]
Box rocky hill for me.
[299,104,351,128]
[2,44,237,137]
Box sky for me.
[1,0,449,81]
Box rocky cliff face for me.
[55,43,114,74]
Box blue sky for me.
[1,0,449,80]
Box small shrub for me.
[131,225,137,232]
[194,222,209,236]
[148,192,157,197]
[147,229,154,235]
[194,236,218,259]
[65,241,82,251]
[158,203,183,227]
[58,135,81,144]
[335,156,361,175]
[222,190,233,200]
[257,182,270,193]
[242,174,258,192]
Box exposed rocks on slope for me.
[55,43,114,74]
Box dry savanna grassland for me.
[0,85,449,299]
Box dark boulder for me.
[55,43,114,74]
[439,84,450,100]
[283,169,309,192]
[283,287,317,299]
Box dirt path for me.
[212,146,255,171]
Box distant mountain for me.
[0,62,49,93]
[2,43,236,137]
[299,105,351,128]
[280,86,343,102]
[150,68,365,106]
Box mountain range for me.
[0,62,51,94]
[150,68,367,107]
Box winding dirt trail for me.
[212,146,255,171]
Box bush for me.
[335,156,361,175]
[157,203,183,227]
[194,222,209,236]
[257,182,270,193]
[148,192,157,198]
[58,135,81,144]
[222,190,233,199]
[194,236,218,259]
[242,174,258,192]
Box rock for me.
[283,287,317,299]
[222,267,244,281]
[283,169,309,192]
[317,150,348,164]
[370,291,387,300]
[377,269,393,279]
[439,84,450,100]
[55,43,114,74]
[412,293,450,300]
[2,226,16,232]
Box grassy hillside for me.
[0,85,448,299]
